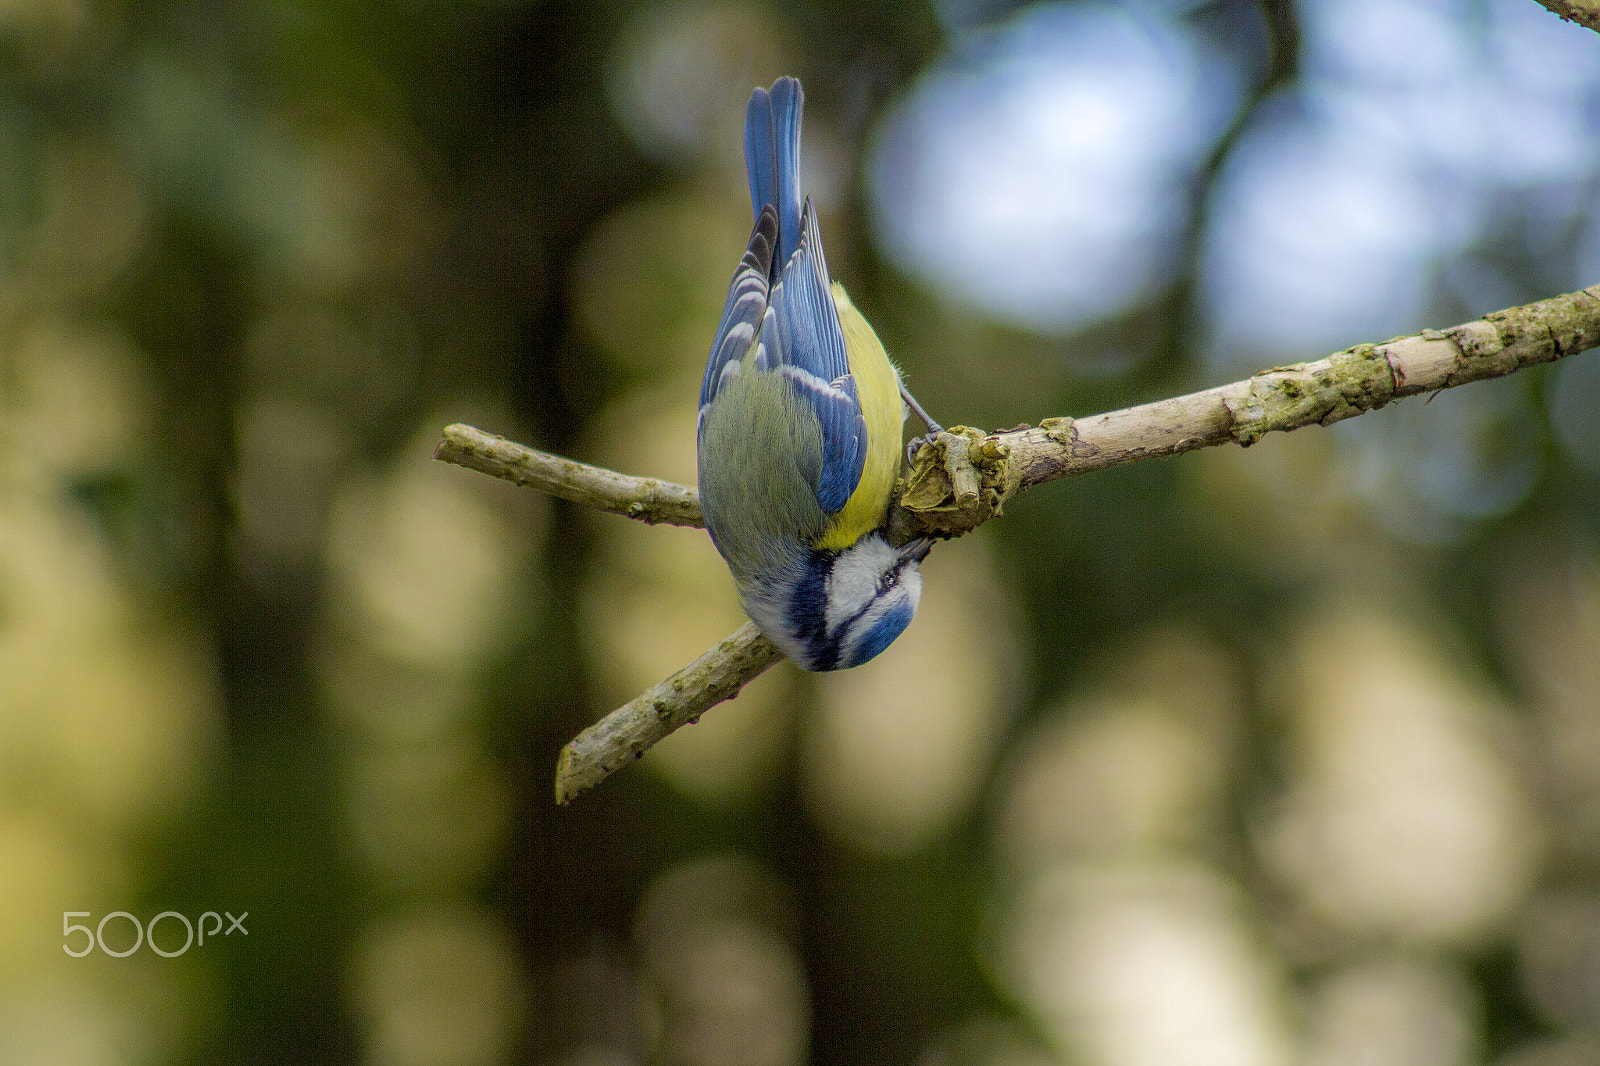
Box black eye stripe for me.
[788,544,910,672]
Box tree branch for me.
[1531,0,1600,34]
[891,284,1600,541]
[435,422,703,527]
[553,622,783,803]
[436,284,1600,802]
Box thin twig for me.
[435,423,703,527]
[554,622,783,804]
[1531,0,1600,34]
[436,284,1600,802]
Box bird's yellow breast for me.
[813,282,903,552]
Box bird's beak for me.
[900,537,933,564]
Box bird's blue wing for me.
[767,199,867,514]
[706,78,867,516]
[699,204,780,428]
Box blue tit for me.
[697,77,942,671]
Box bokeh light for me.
[1260,606,1540,943]
[634,856,809,1066]
[992,629,1241,870]
[1496,540,1600,860]
[607,2,790,167]
[1203,0,1600,367]
[870,2,1242,331]
[1301,955,1481,1066]
[351,907,528,1066]
[991,860,1291,1066]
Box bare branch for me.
[1531,0,1600,34]
[437,284,1600,801]
[435,422,703,527]
[554,622,783,804]
[892,284,1600,540]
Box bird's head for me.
[741,531,928,671]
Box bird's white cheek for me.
[822,565,873,636]
[822,536,905,636]
[822,575,852,636]
[835,574,922,669]
[901,566,924,612]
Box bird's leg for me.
[902,383,944,464]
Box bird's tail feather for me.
[743,77,804,264]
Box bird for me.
[696,76,942,671]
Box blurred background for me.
[1,0,1599,1063]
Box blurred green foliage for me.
[2,2,1600,1066]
